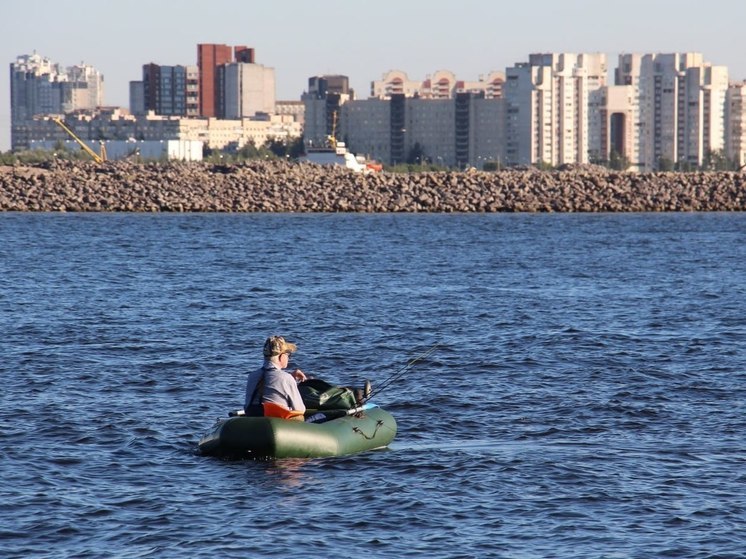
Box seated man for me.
[244,336,307,420]
[244,336,371,422]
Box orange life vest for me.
[262,401,304,421]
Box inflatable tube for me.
[198,405,397,459]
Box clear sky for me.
[2,0,745,151]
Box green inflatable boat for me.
[198,404,397,459]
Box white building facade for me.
[13,110,301,154]
[10,53,104,149]
[616,53,729,170]
[304,71,505,167]
[330,94,503,168]
[503,53,607,167]
[726,82,746,168]
[371,70,504,100]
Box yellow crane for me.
[327,110,338,149]
[51,117,106,164]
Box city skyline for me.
[3,0,746,152]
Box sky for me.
[2,0,746,151]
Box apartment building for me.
[219,62,276,119]
[616,53,729,170]
[302,75,355,148]
[371,70,505,100]
[10,53,104,149]
[275,100,305,126]
[305,72,504,167]
[130,64,198,117]
[336,97,391,162]
[334,93,504,167]
[131,45,272,121]
[600,84,639,169]
[503,53,607,167]
[197,44,255,117]
[13,109,301,155]
[726,82,746,168]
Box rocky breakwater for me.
[1,159,745,212]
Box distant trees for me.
[608,150,631,171]
[204,136,305,163]
[406,142,425,165]
[702,149,736,171]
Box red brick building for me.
[197,44,254,117]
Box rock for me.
[0,160,745,212]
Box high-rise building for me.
[142,63,197,116]
[219,62,276,119]
[130,64,199,117]
[504,53,607,167]
[371,70,504,100]
[304,72,503,167]
[334,93,503,168]
[186,66,199,117]
[197,44,251,117]
[307,75,352,100]
[10,52,103,149]
[10,53,62,123]
[726,82,746,169]
[197,44,233,117]
[599,83,638,169]
[303,75,354,148]
[616,53,729,170]
[142,64,188,116]
[129,81,145,115]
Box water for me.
[1,212,744,558]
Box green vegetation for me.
[385,162,449,173]
[0,142,94,165]
[0,137,307,166]
[1,140,742,172]
[534,160,555,171]
[203,137,305,164]
[608,150,631,171]
[702,149,738,171]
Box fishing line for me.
[363,342,439,403]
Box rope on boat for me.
[353,420,385,440]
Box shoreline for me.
[1,160,745,212]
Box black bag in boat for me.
[298,378,357,411]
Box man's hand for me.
[290,368,307,382]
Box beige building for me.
[275,101,305,126]
[616,53,729,170]
[305,70,504,167]
[726,82,746,168]
[337,98,390,162]
[332,94,503,168]
[64,63,105,113]
[10,53,104,148]
[14,109,301,153]
[504,53,607,167]
[371,70,504,99]
[186,66,199,117]
[220,62,276,119]
[600,84,639,169]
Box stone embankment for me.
[0,160,745,212]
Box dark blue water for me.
[1,212,745,558]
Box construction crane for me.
[51,117,106,164]
[327,110,338,149]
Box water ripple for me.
[1,213,745,558]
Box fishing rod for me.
[362,342,439,404]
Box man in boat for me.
[244,336,307,420]
[244,336,370,422]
